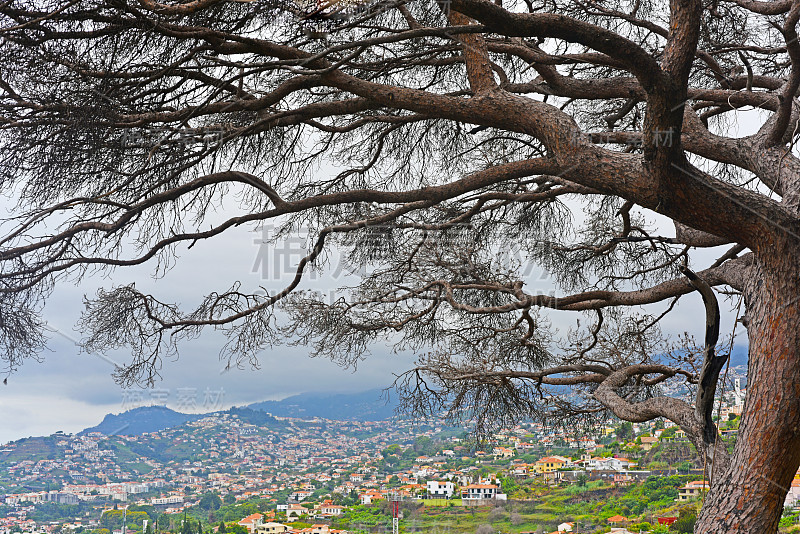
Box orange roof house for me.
[238,514,264,534]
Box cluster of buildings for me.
[237,514,347,534]
[0,385,756,534]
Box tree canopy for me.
[2,0,800,531]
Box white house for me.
[238,514,264,534]
[412,466,437,479]
[581,457,634,472]
[461,484,498,501]
[256,523,288,534]
[285,503,306,521]
[785,479,800,508]
[289,490,313,502]
[426,481,455,498]
[318,503,345,516]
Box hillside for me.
[79,406,204,436]
[0,436,60,464]
[74,389,398,440]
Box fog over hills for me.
[247,388,399,421]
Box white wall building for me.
[426,481,455,498]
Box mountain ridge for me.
[75,389,399,437]
[247,388,399,421]
[79,405,204,436]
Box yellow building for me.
[533,456,569,474]
[640,436,659,451]
[677,480,710,501]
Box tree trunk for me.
[695,247,800,533]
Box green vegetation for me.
[198,493,222,512]
[0,418,760,534]
[670,506,699,533]
[26,502,97,523]
[0,437,60,466]
[317,475,701,534]
[423,499,462,507]
[100,509,152,532]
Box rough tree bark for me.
[697,247,800,533]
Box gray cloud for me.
[1,195,745,444]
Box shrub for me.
[670,507,697,533]
[487,507,505,523]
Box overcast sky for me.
[0,112,765,446]
[0,215,426,444]
[0,202,749,445]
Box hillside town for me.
[0,378,774,534]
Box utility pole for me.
[389,492,401,534]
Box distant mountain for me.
[76,389,398,437]
[225,406,289,428]
[248,388,399,421]
[729,344,748,367]
[80,405,204,436]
